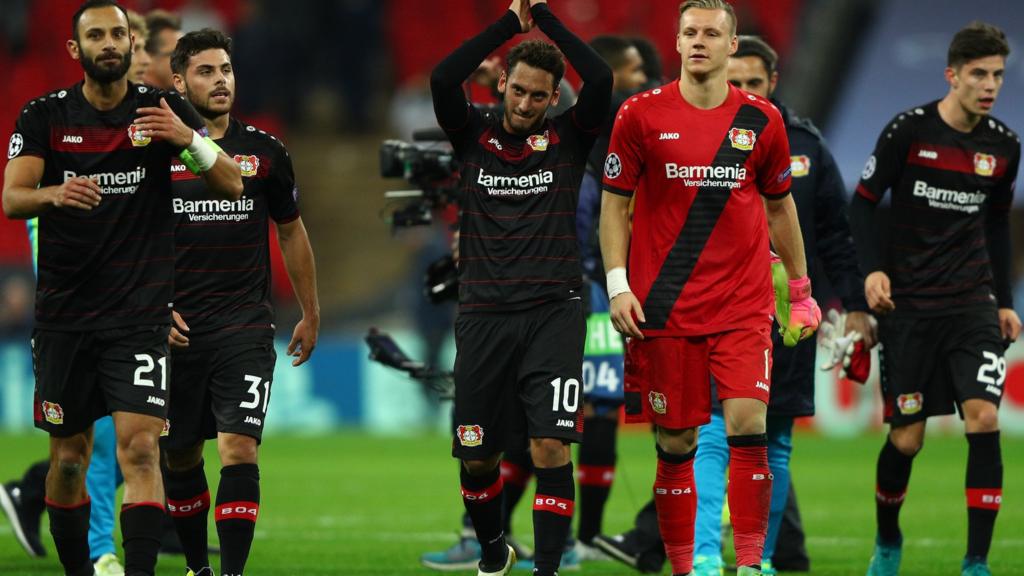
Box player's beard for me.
[184,82,232,120]
[81,49,132,84]
[504,107,545,136]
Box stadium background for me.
[0,0,1023,574]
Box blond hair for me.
[679,0,737,35]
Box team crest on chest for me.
[527,132,549,152]
[728,128,756,151]
[790,155,810,177]
[234,154,259,177]
[128,124,151,147]
[973,153,996,177]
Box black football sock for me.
[121,502,164,576]
[47,497,92,576]
[461,463,507,567]
[577,416,617,544]
[965,431,1002,561]
[216,464,260,576]
[501,449,533,535]
[165,460,212,572]
[875,437,914,545]
[532,463,575,576]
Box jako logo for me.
[917,149,938,159]
[62,135,83,144]
[659,132,680,140]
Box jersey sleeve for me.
[855,114,913,203]
[9,101,50,160]
[159,89,207,134]
[267,142,300,224]
[757,110,792,199]
[602,101,644,197]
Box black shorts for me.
[878,307,1006,426]
[32,325,171,437]
[162,340,277,451]
[452,299,585,460]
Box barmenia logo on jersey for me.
[912,180,986,214]
[457,425,484,447]
[476,169,553,197]
[728,128,756,151]
[664,163,746,189]
[64,168,146,195]
[233,154,260,177]
[173,196,255,222]
[127,124,151,147]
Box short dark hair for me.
[144,9,181,54]
[589,35,636,70]
[507,40,565,90]
[72,0,130,42]
[734,35,778,75]
[630,36,664,84]
[948,21,1010,69]
[678,0,737,35]
[171,29,233,75]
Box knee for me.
[530,438,570,468]
[218,434,258,466]
[462,456,500,477]
[165,443,205,472]
[53,457,87,486]
[967,409,999,433]
[657,427,697,455]
[889,429,924,456]
[118,432,160,470]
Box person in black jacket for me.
[593,35,873,576]
[430,2,611,575]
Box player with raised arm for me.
[851,22,1020,576]
[160,29,320,576]
[1,2,242,575]
[599,2,819,575]
[431,0,612,574]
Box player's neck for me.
[677,72,729,110]
[937,94,981,133]
[81,76,128,111]
[203,113,230,139]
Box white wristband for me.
[606,267,631,300]
[187,130,218,172]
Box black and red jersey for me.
[430,4,611,313]
[8,82,205,330]
[170,118,298,347]
[603,82,792,336]
[855,101,1020,313]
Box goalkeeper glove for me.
[771,253,821,347]
[818,309,871,383]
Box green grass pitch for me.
[0,430,1020,575]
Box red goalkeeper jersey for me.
[603,82,792,336]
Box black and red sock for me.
[501,449,533,535]
[216,464,260,576]
[47,497,92,576]
[121,501,164,576]
[876,436,914,545]
[532,463,575,576]
[966,431,1002,561]
[165,460,212,572]
[653,445,696,575]
[728,434,772,569]
[577,416,617,544]
[461,463,506,567]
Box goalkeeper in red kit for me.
[598,1,820,575]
